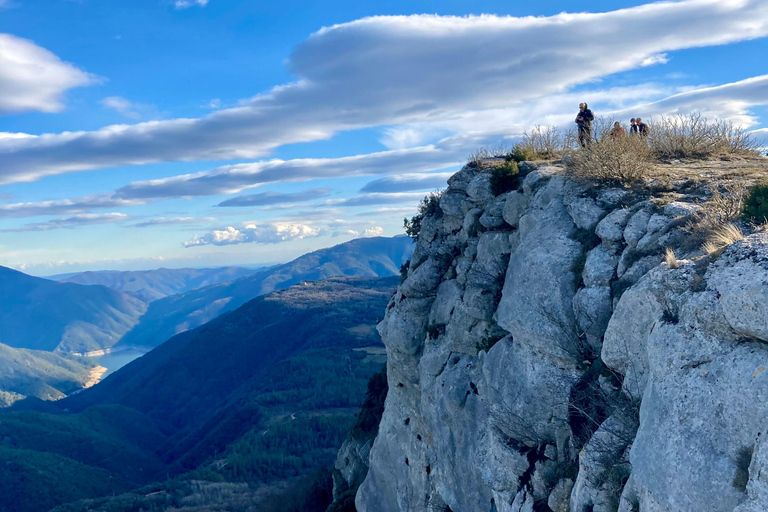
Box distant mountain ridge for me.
[118,236,413,348]
[2,276,396,512]
[0,266,147,353]
[56,266,264,302]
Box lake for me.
[93,347,151,377]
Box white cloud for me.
[216,188,332,207]
[360,172,453,193]
[362,226,384,237]
[184,223,320,247]
[0,194,145,219]
[1,212,128,232]
[0,33,95,114]
[101,96,158,120]
[174,0,208,8]
[1,0,767,183]
[131,216,216,228]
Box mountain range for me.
[1,276,396,512]
[54,266,264,302]
[0,265,147,353]
[118,236,413,348]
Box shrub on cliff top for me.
[490,160,519,196]
[648,112,759,160]
[404,191,443,240]
[565,134,654,184]
[742,183,768,224]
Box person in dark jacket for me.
[630,118,639,134]
[575,102,594,147]
[636,117,649,136]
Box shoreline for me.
[83,365,108,388]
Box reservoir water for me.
[93,347,151,377]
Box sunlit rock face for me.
[344,158,768,512]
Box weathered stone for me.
[583,245,619,287]
[566,196,606,231]
[596,208,632,243]
[467,173,494,203]
[623,208,652,248]
[439,191,465,218]
[480,195,508,229]
[663,200,701,218]
[548,478,574,512]
[428,279,462,327]
[573,286,613,348]
[462,208,483,239]
[503,191,529,228]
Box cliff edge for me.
[334,156,768,512]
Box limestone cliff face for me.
[341,160,768,512]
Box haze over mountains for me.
[55,267,264,302]
[118,236,413,348]
[0,266,147,353]
[1,276,396,512]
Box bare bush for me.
[467,144,510,165]
[648,112,759,159]
[566,134,654,184]
[511,125,576,161]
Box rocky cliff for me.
[334,158,768,512]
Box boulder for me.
[596,209,632,243]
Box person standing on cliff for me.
[636,117,650,136]
[630,118,639,134]
[575,102,594,148]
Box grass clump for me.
[490,160,520,195]
[664,248,679,269]
[404,191,443,240]
[701,223,744,256]
[512,125,576,162]
[742,183,768,224]
[648,112,759,160]
[566,134,654,184]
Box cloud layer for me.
[0,34,94,114]
[2,0,767,184]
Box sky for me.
[0,0,767,275]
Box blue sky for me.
[0,0,767,275]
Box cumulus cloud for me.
[131,216,216,228]
[2,0,767,183]
[216,188,332,207]
[0,33,95,114]
[360,172,453,193]
[184,223,320,247]
[362,226,384,237]
[1,213,128,232]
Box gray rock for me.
[596,209,632,243]
[503,191,529,228]
[440,191,466,218]
[566,196,606,231]
[573,286,613,348]
[663,200,701,218]
[462,208,483,239]
[548,478,574,512]
[596,188,628,208]
[623,209,652,248]
[480,195,508,229]
[583,245,619,287]
[467,173,494,203]
[733,431,768,512]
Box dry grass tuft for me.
[701,224,744,256]
[664,248,679,269]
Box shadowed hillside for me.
[1,277,396,512]
[56,266,264,302]
[118,236,412,348]
[0,266,147,353]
